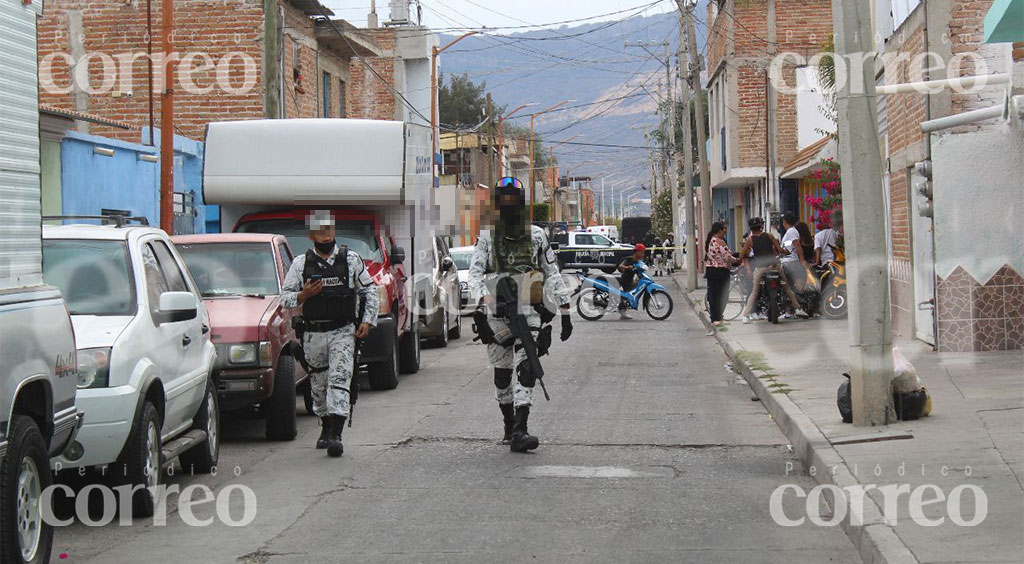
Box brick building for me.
[704,0,836,235]
[874,0,1024,350]
[35,0,434,142]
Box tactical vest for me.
[493,235,544,304]
[302,247,357,325]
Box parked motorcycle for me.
[576,261,674,321]
[817,245,848,319]
[753,269,791,324]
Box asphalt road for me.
[49,285,860,564]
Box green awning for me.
[984,0,1024,43]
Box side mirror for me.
[155,291,198,324]
[391,246,406,265]
[441,256,454,271]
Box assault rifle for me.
[349,296,367,427]
[494,276,550,401]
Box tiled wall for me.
[936,265,1024,352]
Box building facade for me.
[704,0,836,235]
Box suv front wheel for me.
[119,402,162,518]
[0,415,53,564]
[179,379,220,472]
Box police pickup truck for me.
[550,231,635,273]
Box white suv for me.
[42,220,219,516]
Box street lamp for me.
[621,187,645,220]
[527,100,575,223]
[432,32,479,189]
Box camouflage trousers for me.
[486,310,542,409]
[303,325,356,417]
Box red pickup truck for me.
[172,233,310,440]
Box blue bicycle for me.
[575,261,674,321]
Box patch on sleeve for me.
[544,246,557,264]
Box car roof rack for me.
[42,215,150,227]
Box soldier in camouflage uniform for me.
[281,211,379,458]
[468,177,574,453]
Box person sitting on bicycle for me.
[616,244,646,320]
[738,217,805,324]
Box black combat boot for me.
[509,406,539,453]
[499,404,515,444]
[315,416,331,449]
[327,414,346,458]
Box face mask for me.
[313,239,336,255]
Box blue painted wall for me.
[60,129,206,233]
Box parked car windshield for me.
[450,250,473,270]
[177,243,280,297]
[42,240,136,316]
[236,218,383,262]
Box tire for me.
[767,289,780,324]
[264,355,298,441]
[432,309,450,348]
[300,380,314,416]
[644,290,674,320]
[368,320,400,390]
[576,288,609,321]
[399,318,421,374]
[821,286,848,319]
[179,380,220,472]
[448,305,462,339]
[1,415,53,564]
[118,402,162,518]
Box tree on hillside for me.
[438,72,490,129]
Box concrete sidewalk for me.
[669,273,1024,564]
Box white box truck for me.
[203,118,438,390]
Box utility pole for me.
[159,0,175,233]
[832,0,893,426]
[677,8,697,289]
[680,0,711,266]
[486,93,494,184]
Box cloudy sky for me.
[325,0,676,30]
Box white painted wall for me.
[932,124,1024,282]
[796,67,835,150]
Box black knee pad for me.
[516,361,537,388]
[494,368,513,390]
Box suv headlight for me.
[228,344,256,365]
[77,348,111,389]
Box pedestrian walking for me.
[281,211,379,458]
[468,177,573,453]
[705,222,740,332]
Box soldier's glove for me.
[472,307,495,344]
[537,325,553,356]
[560,312,573,342]
[535,304,556,324]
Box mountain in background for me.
[438,4,708,196]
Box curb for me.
[671,275,919,564]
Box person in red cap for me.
[615,244,647,319]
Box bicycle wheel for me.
[722,278,749,321]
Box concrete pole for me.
[683,1,711,270]
[664,42,681,265]
[678,8,697,290]
[832,0,894,426]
